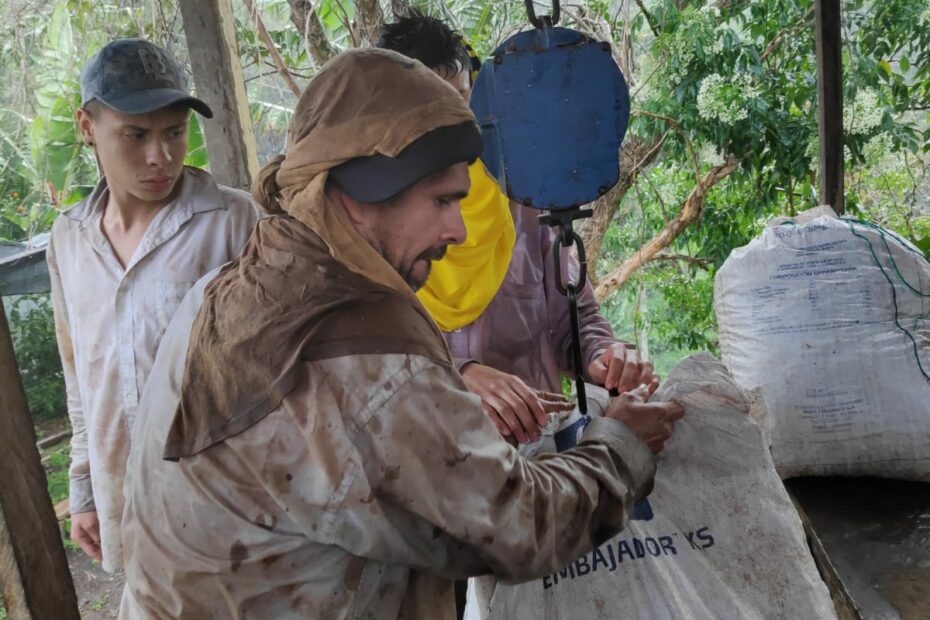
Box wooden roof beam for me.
[815,0,844,215]
[179,0,260,191]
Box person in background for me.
[47,38,259,571]
[377,13,657,447]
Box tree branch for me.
[594,156,740,300]
[287,0,337,67]
[648,253,713,267]
[761,4,815,63]
[633,0,661,37]
[244,0,301,97]
[354,0,384,47]
[332,1,359,47]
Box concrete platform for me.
[787,477,930,620]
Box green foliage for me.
[45,441,77,552]
[854,0,930,146]
[7,294,66,420]
[184,114,209,168]
[61,518,79,551]
[1,0,99,240]
[913,217,930,255]
[45,443,71,504]
[0,0,207,243]
[590,0,929,358]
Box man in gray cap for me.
[47,38,259,571]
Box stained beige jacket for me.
[47,167,259,570]
[119,271,655,619]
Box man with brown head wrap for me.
[118,49,683,619]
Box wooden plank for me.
[0,301,80,619]
[37,429,71,451]
[814,0,844,214]
[179,0,260,190]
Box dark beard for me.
[391,245,448,291]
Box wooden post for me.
[815,0,844,214]
[0,301,80,619]
[179,0,261,190]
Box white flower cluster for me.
[648,165,689,207]
[697,73,759,125]
[698,74,734,120]
[697,140,726,167]
[735,73,761,99]
[656,180,686,207]
[664,38,696,86]
[863,133,896,174]
[699,4,721,19]
[843,88,883,135]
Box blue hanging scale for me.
[470,0,631,412]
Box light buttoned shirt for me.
[47,167,259,571]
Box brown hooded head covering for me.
[256,47,476,290]
[164,49,477,459]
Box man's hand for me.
[71,510,102,562]
[588,343,658,394]
[605,385,685,454]
[461,363,574,443]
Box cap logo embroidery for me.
[138,49,168,79]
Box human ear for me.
[75,108,96,147]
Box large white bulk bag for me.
[469,354,835,620]
[715,207,930,480]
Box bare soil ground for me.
[67,548,122,619]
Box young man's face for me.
[435,64,471,101]
[358,163,471,290]
[77,104,190,205]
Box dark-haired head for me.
[376,10,473,99]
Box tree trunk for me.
[180,0,260,190]
[287,0,337,66]
[594,156,740,300]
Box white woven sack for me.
[715,207,930,480]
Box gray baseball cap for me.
[80,38,213,118]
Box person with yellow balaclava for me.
[377,12,658,446]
